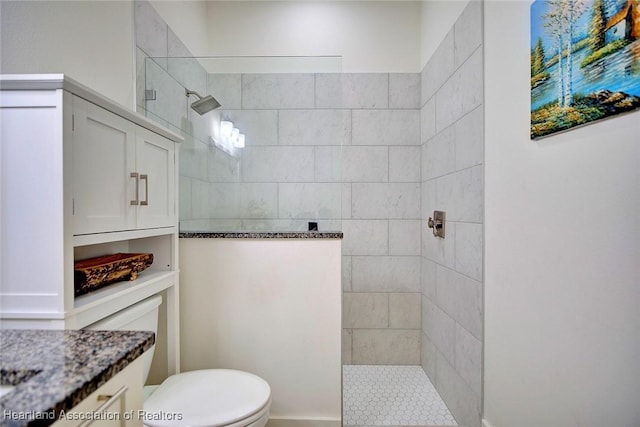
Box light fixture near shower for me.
[210,119,245,156]
[185,88,221,115]
[220,120,245,148]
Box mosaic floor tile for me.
[343,365,457,426]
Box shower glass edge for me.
[142,55,344,234]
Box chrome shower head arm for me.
[185,89,204,100]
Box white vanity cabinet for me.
[52,358,144,427]
[0,74,181,376]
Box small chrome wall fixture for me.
[427,210,446,238]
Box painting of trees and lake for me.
[530,0,640,139]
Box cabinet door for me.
[52,357,143,427]
[72,97,137,235]
[135,127,175,229]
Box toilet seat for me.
[143,369,271,427]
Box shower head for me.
[185,89,221,115]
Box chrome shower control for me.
[427,210,446,238]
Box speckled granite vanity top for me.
[0,329,154,427]
[180,231,343,239]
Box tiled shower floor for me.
[343,365,457,426]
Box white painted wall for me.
[483,1,640,426]
[150,0,470,73]
[420,0,470,68]
[203,1,421,73]
[179,238,342,423]
[149,0,209,57]
[0,1,135,108]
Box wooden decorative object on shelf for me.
[74,253,154,297]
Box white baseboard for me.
[482,419,493,427]
[267,418,341,427]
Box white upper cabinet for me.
[135,126,175,229]
[0,75,182,336]
[72,96,137,234]
[72,96,175,235]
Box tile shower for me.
[134,0,483,426]
[420,2,484,426]
[343,365,456,426]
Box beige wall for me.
[0,1,135,108]
[483,1,640,426]
[179,238,342,423]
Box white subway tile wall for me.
[435,48,484,133]
[352,256,421,293]
[168,30,206,95]
[315,73,389,109]
[279,110,351,146]
[314,147,343,182]
[352,110,421,146]
[389,293,421,329]
[221,110,279,146]
[242,73,315,109]
[343,293,389,329]
[453,0,483,69]
[240,146,315,182]
[389,146,421,183]
[389,73,422,109]
[352,329,421,365]
[278,183,342,219]
[144,59,187,128]
[342,146,390,183]
[135,48,148,110]
[134,1,167,65]
[135,1,483,426]
[420,2,484,427]
[206,74,242,110]
[421,28,455,104]
[389,220,422,256]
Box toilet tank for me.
[85,295,162,384]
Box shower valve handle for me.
[427,211,446,238]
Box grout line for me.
[387,73,390,109]
[386,291,390,328]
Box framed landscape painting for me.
[530,0,640,139]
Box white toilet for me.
[87,295,271,427]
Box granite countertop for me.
[180,231,343,239]
[0,329,154,427]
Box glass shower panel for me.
[142,56,343,233]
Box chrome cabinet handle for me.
[77,385,128,427]
[140,174,148,206]
[130,172,139,205]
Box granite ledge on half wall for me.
[180,231,343,239]
[0,329,154,427]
